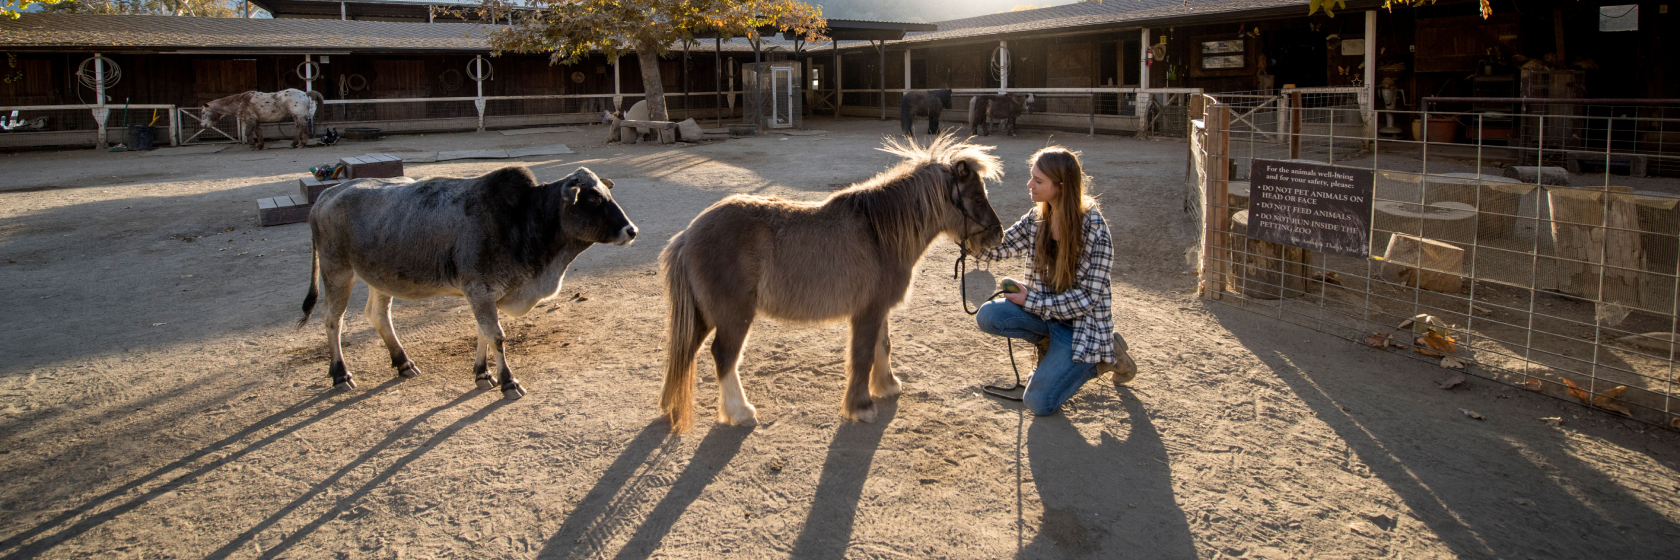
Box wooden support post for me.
[168,105,179,146]
[715,38,722,125]
[1364,10,1377,143]
[876,40,886,121]
[1137,29,1150,118]
[903,49,912,91]
[1203,104,1232,299]
[834,43,842,118]
[1288,89,1303,160]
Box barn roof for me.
[881,0,1371,47]
[0,13,810,54]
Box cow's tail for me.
[297,234,320,329]
[660,235,708,434]
[968,96,989,134]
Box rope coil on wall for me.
[439,68,464,93]
[295,60,322,84]
[76,54,121,92]
[467,57,494,83]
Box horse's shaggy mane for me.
[830,133,1002,259]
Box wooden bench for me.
[1566,151,1649,177]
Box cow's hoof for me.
[333,378,356,391]
[475,377,497,390]
[502,381,526,400]
[396,362,421,378]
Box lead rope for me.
[953,212,1028,402]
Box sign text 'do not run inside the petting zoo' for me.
[1244,159,1374,259]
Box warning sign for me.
[1245,159,1374,259]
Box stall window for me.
[1200,40,1245,70]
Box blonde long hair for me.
[1030,147,1097,293]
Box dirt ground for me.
[2,117,1678,560]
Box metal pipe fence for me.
[173,92,750,146]
[1193,100,1680,429]
[836,87,1202,137]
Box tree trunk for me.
[635,45,669,122]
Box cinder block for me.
[298,177,346,203]
[341,153,404,179]
[258,194,312,227]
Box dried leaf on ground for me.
[1540,416,1563,426]
[1440,356,1467,369]
[1437,372,1467,389]
[1672,416,1680,430]
[1461,409,1485,420]
[1364,332,1394,348]
[1522,379,1544,392]
[1413,337,1444,358]
[1313,271,1344,286]
[1592,386,1631,416]
[1398,314,1450,337]
[1423,331,1457,354]
[1561,379,1591,404]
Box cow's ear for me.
[601,177,614,190]
[564,183,581,204]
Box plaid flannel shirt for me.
[974,206,1116,364]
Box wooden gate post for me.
[1288,89,1303,160]
[1203,104,1233,299]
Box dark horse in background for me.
[899,89,953,136]
[968,93,1035,137]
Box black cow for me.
[299,166,638,399]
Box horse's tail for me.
[968,95,989,133]
[899,93,914,136]
[306,90,325,115]
[660,235,708,434]
[297,230,320,329]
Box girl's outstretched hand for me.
[1004,291,1027,306]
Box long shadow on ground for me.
[0,380,398,560]
[1020,391,1198,559]
[1218,307,1680,558]
[787,402,898,558]
[535,421,752,559]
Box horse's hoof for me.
[333,378,356,391]
[871,377,903,399]
[502,381,526,400]
[850,406,877,424]
[397,362,421,378]
[475,377,497,390]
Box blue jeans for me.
[975,300,1098,416]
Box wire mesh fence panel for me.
[1196,101,1680,430]
[0,107,104,147]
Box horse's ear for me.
[601,177,615,190]
[952,160,975,183]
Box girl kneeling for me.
[974,146,1137,415]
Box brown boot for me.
[1094,332,1137,385]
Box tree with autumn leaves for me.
[1312,0,1496,19]
[474,0,827,123]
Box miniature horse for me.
[659,134,1004,433]
[968,94,1036,137]
[203,89,325,150]
[899,89,953,136]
